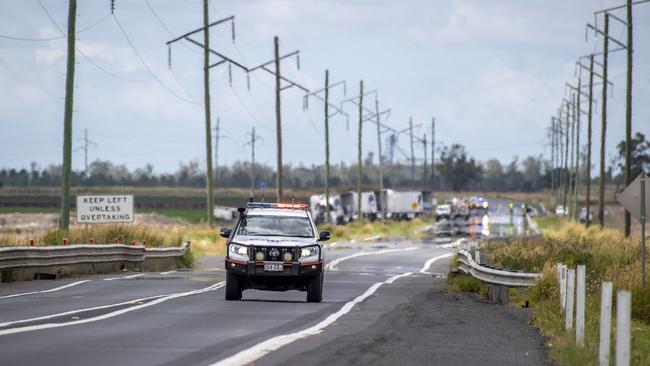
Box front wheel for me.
[225,272,242,300]
[306,271,323,303]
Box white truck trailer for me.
[382,189,423,220]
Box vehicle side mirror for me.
[219,227,232,239]
[319,231,331,241]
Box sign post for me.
[616,172,649,287]
[76,195,134,224]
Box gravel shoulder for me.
[283,284,551,366]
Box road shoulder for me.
[268,278,551,366]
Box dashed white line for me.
[211,273,413,366]
[0,280,91,300]
[325,247,418,271]
[0,282,225,336]
[160,270,177,275]
[103,273,146,281]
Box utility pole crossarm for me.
[249,50,299,72]
[166,15,235,45]
[586,23,627,48]
[259,66,309,92]
[566,82,591,100]
[594,0,649,13]
[306,80,346,97]
[576,61,607,80]
[340,89,378,116]
[363,109,391,124]
[182,37,248,71]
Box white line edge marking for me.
[0,282,225,335]
[103,273,146,281]
[325,247,418,271]
[0,280,91,300]
[212,253,453,366]
[211,275,409,366]
[420,253,454,274]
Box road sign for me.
[260,181,266,189]
[616,173,650,222]
[76,195,134,224]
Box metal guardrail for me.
[456,249,541,288]
[0,242,190,270]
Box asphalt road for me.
[0,239,548,366]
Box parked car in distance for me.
[555,205,568,216]
[579,207,594,223]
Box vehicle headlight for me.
[228,243,249,261]
[299,245,320,263]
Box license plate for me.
[263,263,283,272]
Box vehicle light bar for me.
[247,202,309,209]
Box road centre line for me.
[0,280,91,300]
[0,282,225,335]
[212,252,455,366]
[325,247,419,271]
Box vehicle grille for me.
[251,246,297,262]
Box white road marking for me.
[325,247,419,271]
[212,273,413,366]
[0,282,225,336]
[160,270,177,275]
[103,273,146,281]
[419,253,454,274]
[325,241,339,248]
[0,280,91,300]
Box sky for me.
[1,0,649,174]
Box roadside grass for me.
[482,220,650,366]
[0,223,228,268]
[138,208,206,224]
[446,272,487,297]
[0,206,58,214]
[317,218,429,243]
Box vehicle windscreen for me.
[237,215,314,238]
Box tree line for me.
[2,137,646,192]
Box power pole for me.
[562,101,570,215]
[59,0,76,230]
[168,11,236,226]
[422,133,428,189]
[357,80,364,220]
[551,117,556,195]
[586,56,595,227]
[599,13,610,227]
[624,0,633,237]
[574,80,581,222]
[303,72,347,223]
[325,70,330,222]
[202,0,215,226]
[245,126,258,191]
[244,39,306,202]
[75,128,97,178]
[431,117,435,190]
[408,118,415,184]
[375,96,385,219]
[569,94,576,221]
[340,88,390,218]
[214,118,223,182]
[274,36,283,202]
